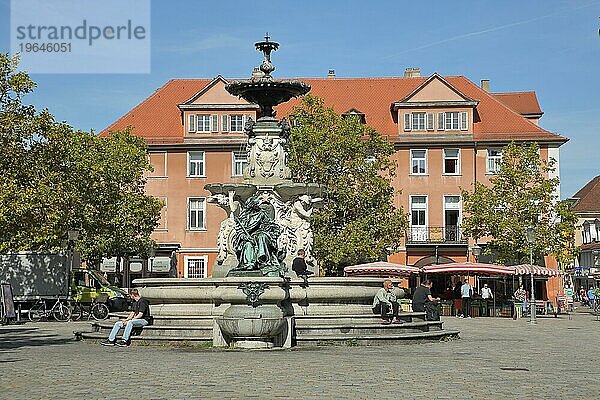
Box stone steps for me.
[75,331,212,343]
[295,321,442,336]
[295,330,460,346]
[77,311,458,346]
[294,312,426,325]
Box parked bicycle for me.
[28,294,71,322]
[70,295,110,321]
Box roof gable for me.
[571,175,600,213]
[180,76,251,106]
[401,73,475,103]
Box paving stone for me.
[0,314,599,399]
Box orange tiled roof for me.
[99,75,566,143]
[99,79,212,142]
[492,91,543,116]
[571,175,600,213]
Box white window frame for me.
[460,111,468,131]
[410,149,428,175]
[184,256,208,278]
[230,114,244,132]
[486,148,503,174]
[187,151,205,177]
[437,112,445,131]
[196,114,211,132]
[443,195,462,241]
[412,112,426,131]
[403,113,411,131]
[445,111,459,130]
[410,195,428,242]
[232,150,248,177]
[443,148,460,175]
[221,114,229,132]
[211,114,219,133]
[187,197,206,231]
[188,114,196,133]
[426,112,434,131]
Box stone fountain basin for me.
[216,305,285,340]
[133,277,405,316]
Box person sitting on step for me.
[372,279,402,324]
[101,288,151,347]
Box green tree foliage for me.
[0,54,163,263]
[461,141,578,266]
[288,95,407,274]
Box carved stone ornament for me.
[238,282,270,307]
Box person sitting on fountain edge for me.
[372,279,402,324]
[292,249,314,277]
[412,280,441,321]
[101,288,152,347]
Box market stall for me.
[422,263,515,317]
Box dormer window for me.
[342,108,366,124]
[412,112,426,131]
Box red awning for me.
[422,262,515,275]
[512,264,563,276]
[344,262,421,277]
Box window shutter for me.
[426,113,434,130]
[188,114,196,133]
[437,112,445,130]
[460,112,468,131]
[403,113,411,131]
[211,114,219,132]
[221,115,229,132]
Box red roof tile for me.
[99,79,211,140]
[99,76,566,143]
[571,175,600,213]
[492,91,543,116]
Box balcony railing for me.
[406,226,467,244]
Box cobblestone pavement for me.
[1,313,599,400]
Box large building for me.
[569,175,600,282]
[100,68,567,279]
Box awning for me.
[512,264,563,276]
[422,262,515,275]
[344,262,421,277]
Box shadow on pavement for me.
[0,327,74,351]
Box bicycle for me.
[28,294,71,322]
[70,297,110,321]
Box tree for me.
[0,53,163,263]
[288,95,407,274]
[461,141,577,266]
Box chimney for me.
[404,67,421,77]
[481,79,490,92]
[327,69,335,78]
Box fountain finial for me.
[225,38,310,119]
[255,34,279,79]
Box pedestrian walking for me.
[514,285,527,319]
[460,279,473,318]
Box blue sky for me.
[0,0,598,198]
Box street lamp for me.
[526,226,536,324]
[67,228,79,298]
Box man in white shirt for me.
[460,279,473,318]
[480,283,493,317]
[481,283,493,299]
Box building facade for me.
[100,69,567,278]
[569,175,600,280]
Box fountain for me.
[205,35,322,280]
[113,38,458,349]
